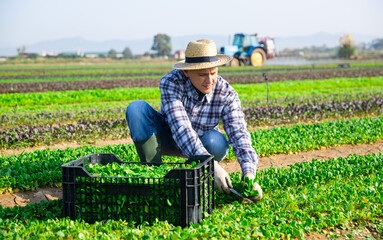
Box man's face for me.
[183,67,218,94]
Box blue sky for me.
[1,0,382,47]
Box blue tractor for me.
[220,33,275,67]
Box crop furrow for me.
[1,68,382,93]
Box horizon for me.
[0,31,379,57]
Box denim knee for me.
[125,100,155,141]
[200,130,229,162]
[125,100,151,123]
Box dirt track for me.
[1,140,382,208]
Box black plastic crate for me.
[61,153,214,227]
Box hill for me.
[0,32,379,57]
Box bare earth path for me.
[1,140,382,208]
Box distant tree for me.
[371,38,383,50]
[58,53,78,59]
[143,51,151,57]
[122,47,133,59]
[107,49,117,59]
[151,33,172,57]
[338,34,356,59]
[17,45,26,56]
[26,53,39,59]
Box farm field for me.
[0,59,382,239]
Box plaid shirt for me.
[160,69,258,175]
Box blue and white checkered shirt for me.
[159,69,258,175]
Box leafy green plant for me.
[1,116,383,192]
[85,161,199,178]
[0,153,381,239]
[2,76,383,108]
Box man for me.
[125,39,262,201]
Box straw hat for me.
[172,39,232,70]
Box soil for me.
[305,223,382,240]
[0,187,62,208]
[220,140,383,173]
[1,140,382,208]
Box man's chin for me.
[201,87,213,94]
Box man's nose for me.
[205,74,214,83]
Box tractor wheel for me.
[250,48,266,67]
[230,58,240,67]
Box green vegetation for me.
[2,76,382,111]
[1,59,382,72]
[0,153,381,239]
[1,116,382,192]
[1,60,383,239]
[233,76,383,101]
[1,87,161,108]
[85,161,199,178]
[0,74,162,83]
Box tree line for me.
[107,33,172,59]
[13,33,383,60]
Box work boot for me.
[134,135,162,163]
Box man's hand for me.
[214,161,233,194]
[243,173,263,201]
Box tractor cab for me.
[233,33,259,53]
[220,33,275,67]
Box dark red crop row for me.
[243,97,383,125]
[1,119,128,149]
[0,66,338,79]
[2,96,382,149]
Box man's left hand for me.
[243,173,263,201]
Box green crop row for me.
[0,61,172,71]
[248,115,383,156]
[1,76,382,110]
[0,153,381,239]
[0,65,171,77]
[0,87,161,108]
[2,91,382,129]
[1,116,382,193]
[0,74,162,83]
[2,91,380,118]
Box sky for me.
[1,0,382,48]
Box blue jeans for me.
[125,100,229,162]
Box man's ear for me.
[183,70,189,77]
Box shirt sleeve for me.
[221,89,259,176]
[160,72,210,157]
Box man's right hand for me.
[214,161,233,194]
